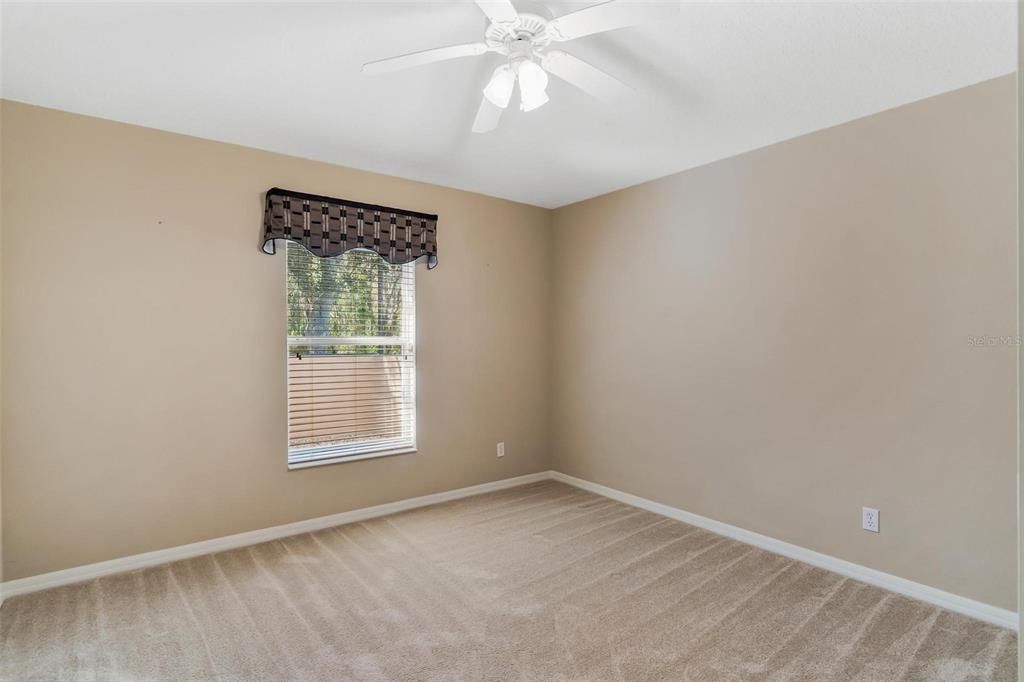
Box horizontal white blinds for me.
[286,244,415,464]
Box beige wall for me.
[0,101,552,580]
[0,95,4,585]
[552,75,1018,610]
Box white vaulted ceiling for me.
[1,1,1016,208]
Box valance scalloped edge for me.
[261,187,438,268]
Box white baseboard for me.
[0,471,550,605]
[549,470,1018,631]
[2,468,1017,633]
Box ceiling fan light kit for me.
[361,0,679,133]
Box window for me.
[286,243,416,468]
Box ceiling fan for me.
[361,0,679,133]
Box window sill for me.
[287,446,417,471]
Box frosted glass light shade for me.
[517,60,549,112]
[483,65,515,109]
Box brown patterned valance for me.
[262,187,438,268]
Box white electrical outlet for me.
[496,442,505,457]
[862,507,879,533]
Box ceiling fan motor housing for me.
[485,13,552,57]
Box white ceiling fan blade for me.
[540,50,631,101]
[362,42,490,74]
[547,1,679,42]
[474,0,518,24]
[472,96,504,133]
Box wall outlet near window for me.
[496,442,505,457]
[862,507,879,533]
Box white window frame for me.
[285,247,417,470]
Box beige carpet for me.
[0,480,1016,681]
